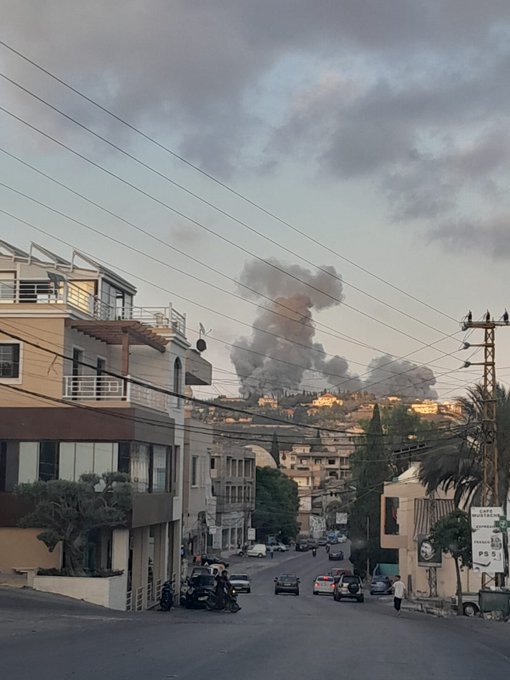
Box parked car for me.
[329,568,352,583]
[370,575,393,595]
[274,574,300,595]
[208,563,228,577]
[246,543,267,558]
[229,574,251,593]
[313,575,336,595]
[307,539,318,549]
[318,537,328,546]
[185,574,217,608]
[334,574,364,603]
[451,592,480,617]
[329,549,344,561]
[200,554,229,567]
[190,566,210,578]
[337,534,348,544]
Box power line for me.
[0,38,457,324]
[0,99,459,353]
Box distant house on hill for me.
[258,395,278,408]
[311,392,343,408]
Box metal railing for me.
[0,280,186,335]
[63,375,170,413]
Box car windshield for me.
[230,575,248,581]
[279,575,297,580]
[191,575,216,586]
[342,576,359,584]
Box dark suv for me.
[334,574,364,603]
[274,574,300,595]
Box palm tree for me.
[419,384,510,508]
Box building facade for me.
[210,444,255,552]
[0,241,210,609]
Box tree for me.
[430,510,472,615]
[349,404,395,576]
[253,467,299,543]
[381,405,438,475]
[419,384,510,507]
[16,472,132,576]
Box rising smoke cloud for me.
[231,259,438,400]
[231,259,360,396]
[364,354,437,399]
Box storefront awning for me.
[413,498,455,540]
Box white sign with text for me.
[471,506,505,575]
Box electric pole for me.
[462,310,509,587]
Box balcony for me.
[63,375,170,413]
[0,280,186,336]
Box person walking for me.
[269,545,274,560]
[392,575,406,615]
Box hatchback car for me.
[230,574,251,593]
[329,568,353,583]
[370,576,392,595]
[313,575,336,595]
[328,549,344,561]
[274,574,300,595]
[334,575,364,603]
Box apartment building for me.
[0,240,211,609]
[182,396,216,558]
[209,444,255,552]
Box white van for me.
[246,543,267,558]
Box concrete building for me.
[182,390,216,559]
[0,240,210,609]
[257,395,278,408]
[209,444,255,552]
[380,464,482,598]
[410,400,439,415]
[311,392,343,408]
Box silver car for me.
[313,575,336,595]
[229,574,251,593]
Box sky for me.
[2,1,510,400]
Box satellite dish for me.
[196,338,207,352]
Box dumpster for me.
[479,590,510,617]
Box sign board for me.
[208,526,217,535]
[247,528,256,541]
[417,535,442,567]
[336,512,348,525]
[471,506,505,575]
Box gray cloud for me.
[429,217,510,259]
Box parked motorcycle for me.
[160,580,174,611]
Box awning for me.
[413,498,455,540]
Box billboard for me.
[336,512,348,525]
[417,535,442,567]
[471,506,505,575]
[247,528,256,541]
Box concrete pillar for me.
[153,522,169,586]
[131,526,150,609]
[111,528,129,610]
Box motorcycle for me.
[160,580,174,611]
[312,548,317,557]
[205,587,241,613]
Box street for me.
[1,548,510,679]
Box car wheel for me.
[275,590,279,595]
[258,553,264,558]
[313,591,318,595]
[247,588,251,594]
[358,596,364,603]
[295,591,299,596]
[463,603,478,617]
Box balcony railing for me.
[63,375,170,413]
[0,280,186,335]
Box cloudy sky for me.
[2,1,510,398]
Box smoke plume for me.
[364,354,437,399]
[231,259,359,396]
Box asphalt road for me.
[2,547,510,679]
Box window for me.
[328,459,336,465]
[173,358,182,408]
[152,445,167,492]
[38,442,59,481]
[210,457,216,470]
[191,456,199,487]
[96,357,106,399]
[118,442,130,474]
[314,458,321,464]
[231,486,237,503]
[0,272,15,302]
[0,343,20,378]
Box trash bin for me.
[479,590,510,617]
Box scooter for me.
[205,588,241,613]
[312,548,317,557]
[160,580,174,611]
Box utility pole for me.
[462,310,509,587]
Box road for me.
[1,548,510,679]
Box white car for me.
[313,575,336,595]
[229,574,251,593]
[246,543,267,558]
[270,542,289,552]
[337,534,348,544]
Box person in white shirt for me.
[392,575,406,615]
